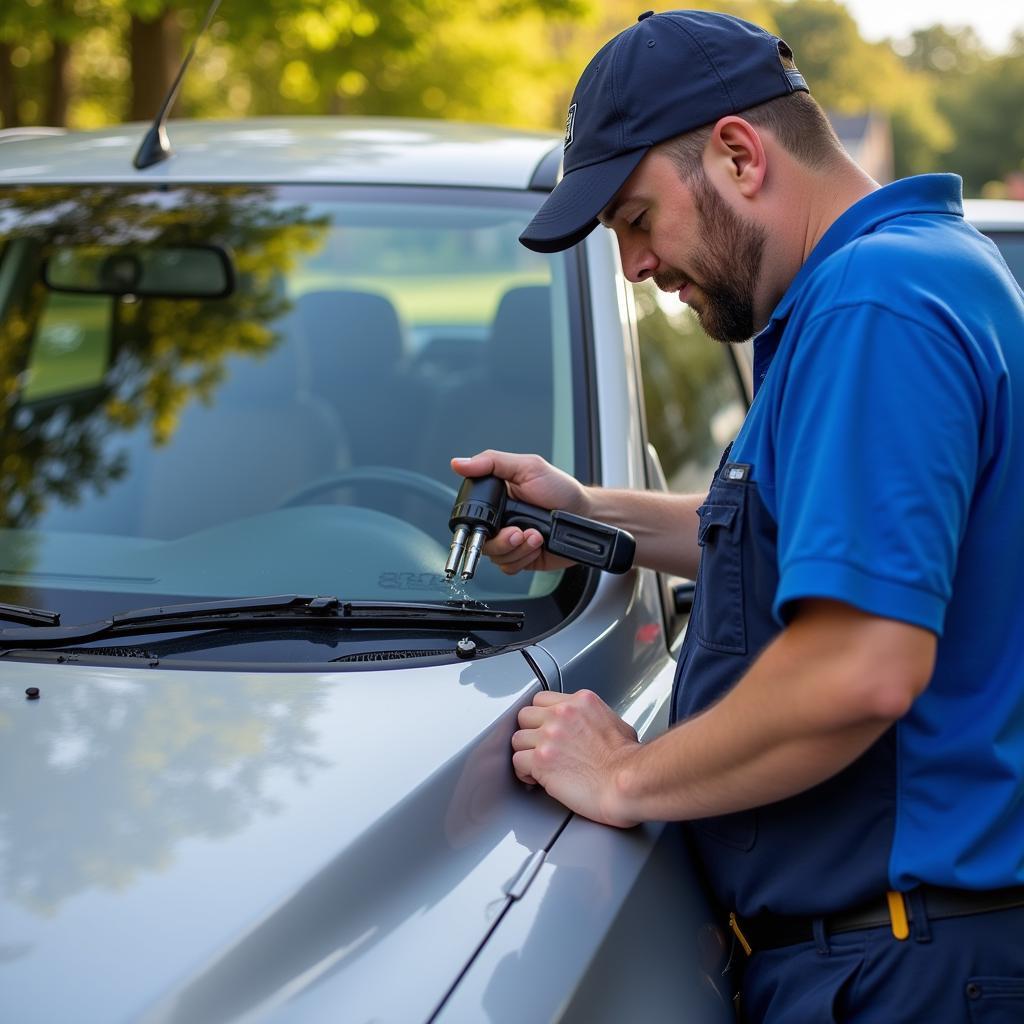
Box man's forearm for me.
[607,602,935,824]
[613,680,889,824]
[583,487,704,578]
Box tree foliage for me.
[899,24,1024,193]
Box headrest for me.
[297,289,405,376]
[488,286,552,384]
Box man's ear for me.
[706,116,767,198]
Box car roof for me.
[963,198,1024,231]
[0,117,562,190]
[5,123,1019,225]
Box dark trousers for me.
[738,905,1024,1023]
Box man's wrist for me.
[576,482,598,520]
[601,742,645,828]
[579,483,625,527]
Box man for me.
[452,10,1024,1023]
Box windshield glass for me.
[0,184,580,630]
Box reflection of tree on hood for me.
[0,184,328,530]
[0,675,328,916]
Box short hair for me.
[659,55,843,180]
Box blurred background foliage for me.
[1,0,1023,195]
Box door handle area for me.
[672,580,696,614]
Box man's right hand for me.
[451,450,588,575]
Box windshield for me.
[0,184,582,636]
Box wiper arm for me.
[0,602,61,627]
[0,594,523,649]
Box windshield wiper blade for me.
[0,602,61,627]
[0,594,523,649]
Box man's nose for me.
[618,237,659,283]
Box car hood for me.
[0,651,568,1024]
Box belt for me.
[730,885,1024,954]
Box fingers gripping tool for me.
[445,475,636,581]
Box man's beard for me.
[655,174,767,343]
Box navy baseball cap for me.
[520,10,809,253]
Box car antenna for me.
[133,0,224,170]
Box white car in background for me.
[964,198,1024,286]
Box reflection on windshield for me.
[0,184,326,526]
[0,186,575,614]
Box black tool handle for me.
[549,509,635,573]
[505,499,635,574]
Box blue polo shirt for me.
[674,174,1024,914]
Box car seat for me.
[416,285,554,482]
[296,289,426,469]
[137,317,349,539]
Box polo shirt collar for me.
[751,174,964,393]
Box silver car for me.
[0,119,749,1024]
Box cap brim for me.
[519,147,649,253]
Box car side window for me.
[23,291,113,403]
[633,280,749,494]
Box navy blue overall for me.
[670,176,1024,1022]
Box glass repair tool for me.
[445,475,636,581]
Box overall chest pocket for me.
[695,486,747,655]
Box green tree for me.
[940,43,1024,194]
[896,24,1024,194]
[181,0,585,125]
[0,0,87,127]
[3,0,589,128]
[901,24,985,76]
[767,0,951,178]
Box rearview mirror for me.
[43,244,233,298]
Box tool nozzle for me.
[444,525,470,580]
[460,527,489,581]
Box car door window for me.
[633,280,749,494]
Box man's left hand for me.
[512,689,641,828]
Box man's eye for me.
[629,211,648,231]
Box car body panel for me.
[963,198,1024,232]
[0,651,572,1024]
[0,117,559,189]
[434,815,733,1024]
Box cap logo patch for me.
[564,103,577,150]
